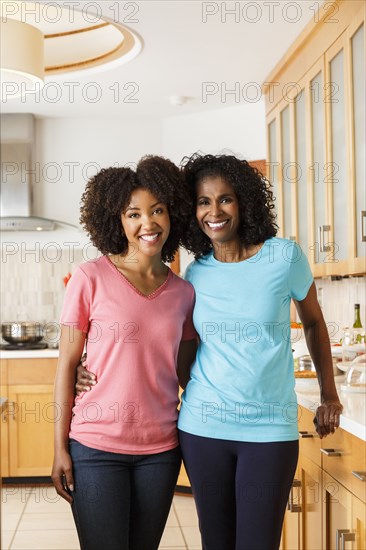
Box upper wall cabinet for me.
[264,0,365,276]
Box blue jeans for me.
[69,439,181,550]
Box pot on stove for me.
[1,322,44,345]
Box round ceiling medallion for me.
[0,1,142,80]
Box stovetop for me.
[0,342,49,350]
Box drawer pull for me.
[299,431,318,438]
[287,478,301,513]
[362,210,366,242]
[336,529,356,549]
[320,448,343,457]
[319,225,331,253]
[352,471,366,482]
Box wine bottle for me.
[353,304,363,328]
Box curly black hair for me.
[180,153,278,258]
[80,156,189,263]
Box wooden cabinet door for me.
[267,112,282,232]
[280,103,295,241]
[324,32,349,275]
[323,470,353,550]
[299,455,322,550]
[352,495,366,549]
[7,385,55,477]
[280,473,301,550]
[294,81,310,256]
[306,57,330,277]
[347,15,366,274]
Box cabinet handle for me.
[336,530,356,549]
[287,478,301,513]
[336,530,350,550]
[352,470,366,482]
[362,210,366,242]
[299,430,318,438]
[319,225,331,252]
[320,448,343,457]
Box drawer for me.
[351,435,366,503]
[320,427,354,495]
[7,358,58,385]
[298,405,321,466]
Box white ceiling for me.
[2,0,322,118]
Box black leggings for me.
[179,430,298,550]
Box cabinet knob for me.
[320,448,343,457]
[352,470,366,482]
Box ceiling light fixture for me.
[169,96,187,106]
[0,2,142,99]
[0,18,45,99]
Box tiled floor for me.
[1,486,201,550]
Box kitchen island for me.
[281,383,366,550]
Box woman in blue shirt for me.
[177,153,342,550]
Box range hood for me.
[0,142,55,230]
[1,114,63,232]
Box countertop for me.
[1,349,365,441]
[296,381,366,442]
[0,349,59,359]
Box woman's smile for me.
[139,232,161,243]
[205,219,230,231]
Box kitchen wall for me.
[34,116,164,226]
[162,102,266,164]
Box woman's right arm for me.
[177,339,198,389]
[51,325,86,503]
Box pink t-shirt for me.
[60,256,196,455]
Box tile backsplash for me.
[314,276,366,342]
[0,246,99,326]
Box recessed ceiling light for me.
[169,96,187,106]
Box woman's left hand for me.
[313,400,343,438]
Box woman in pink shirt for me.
[52,156,197,550]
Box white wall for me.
[162,101,266,165]
[34,117,163,227]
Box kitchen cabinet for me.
[1,358,57,477]
[281,405,366,550]
[264,0,366,276]
[279,466,300,550]
[1,356,193,492]
[7,385,55,477]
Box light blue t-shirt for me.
[178,237,314,442]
